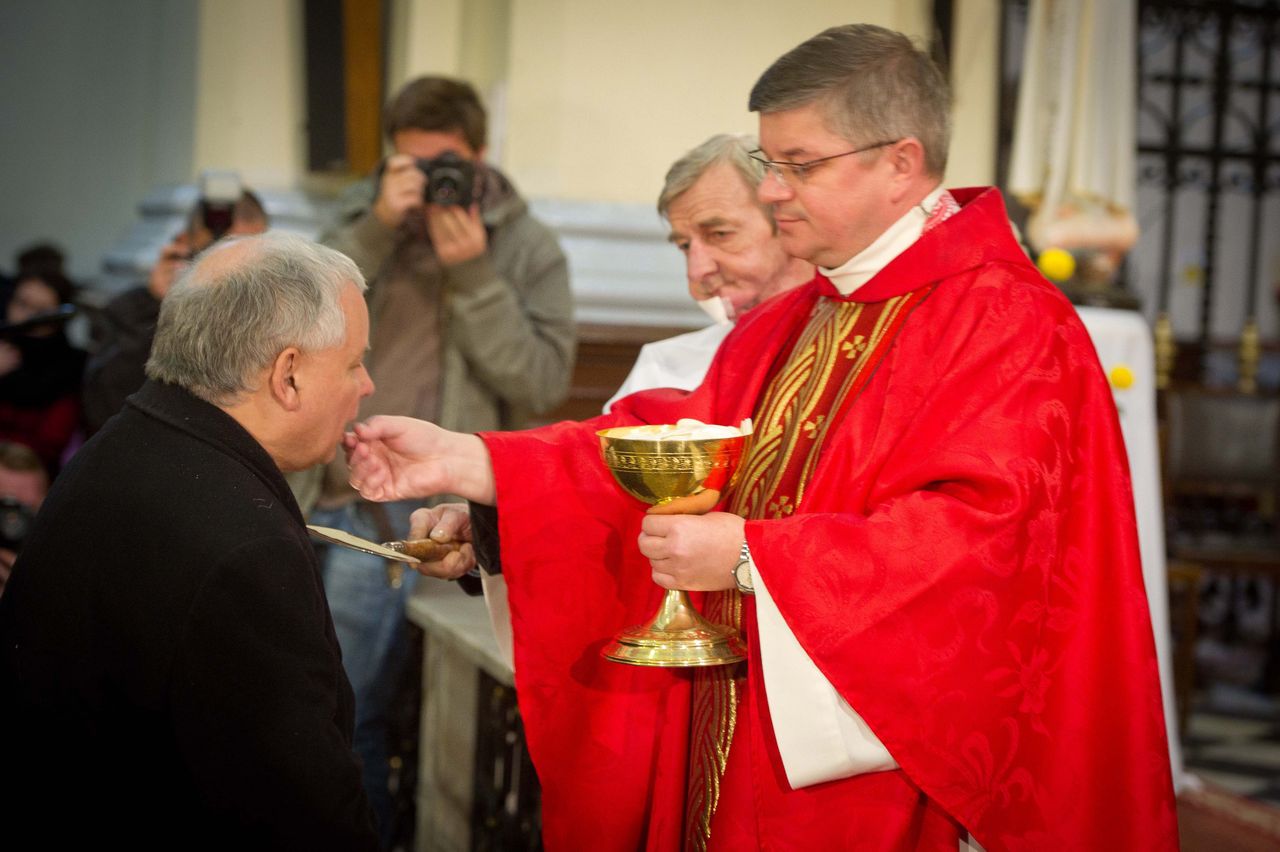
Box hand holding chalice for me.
[597,419,752,667]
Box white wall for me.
[386,0,999,200]
[1,1,1005,286]
[0,0,198,283]
[503,1,930,203]
[949,0,999,188]
[193,0,305,189]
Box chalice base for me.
[602,589,746,667]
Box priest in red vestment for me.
[345,24,1178,851]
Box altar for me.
[407,581,531,852]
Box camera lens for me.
[418,153,475,207]
[430,169,465,204]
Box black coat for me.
[0,380,377,850]
[81,285,161,436]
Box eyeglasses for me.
[749,139,902,185]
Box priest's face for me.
[666,162,795,320]
[756,103,903,269]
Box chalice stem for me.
[649,588,713,633]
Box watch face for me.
[735,559,752,591]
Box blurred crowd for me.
[0,191,270,596]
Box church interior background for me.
[1,0,1278,848]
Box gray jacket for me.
[321,165,575,434]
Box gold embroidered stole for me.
[683,286,934,850]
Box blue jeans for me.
[312,500,420,848]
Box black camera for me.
[197,170,243,240]
[417,152,476,207]
[0,304,76,340]
[0,496,35,553]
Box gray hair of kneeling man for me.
[146,231,366,407]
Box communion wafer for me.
[609,418,752,441]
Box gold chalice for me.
[597,426,748,667]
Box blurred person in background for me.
[82,189,269,436]
[0,270,84,473]
[0,242,67,303]
[606,133,811,410]
[312,74,574,846]
[0,441,48,599]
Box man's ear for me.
[885,137,928,203]
[269,347,303,411]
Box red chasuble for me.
[480,188,1177,850]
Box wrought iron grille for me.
[1000,0,1280,385]
[471,672,542,851]
[1135,1,1280,352]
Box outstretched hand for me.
[343,416,496,505]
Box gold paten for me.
[306,524,421,564]
[597,428,748,667]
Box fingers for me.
[405,508,477,580]
[343,421,400,500]
[425,205,464,242]
[352,471,391,501]
[351,414,415,442]
[374,155,426,228]
[646,489,720,516]
[345,451,388,500]
[430,503,472,542]
[148,237,191,299]
[344,417,476,502]
[637,513,742,592]
[408,507,435,540]
[412,544,476,580]
[161,232,191,259]
[651,569,678,590]
[408,504,468,539]
[384,152,416,172]
[426,203,486,265]
[637,514,680,561]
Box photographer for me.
[0,272,85,472]
[313,75,574,845]
[0,441,47,600]
[81,188,268,436]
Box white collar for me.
[695,295,733,325]
[819,186,946,296]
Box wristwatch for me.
[733,539,755,595]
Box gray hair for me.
[146,232,365,406]
[657,134,767,221]
[748,24,951,177]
